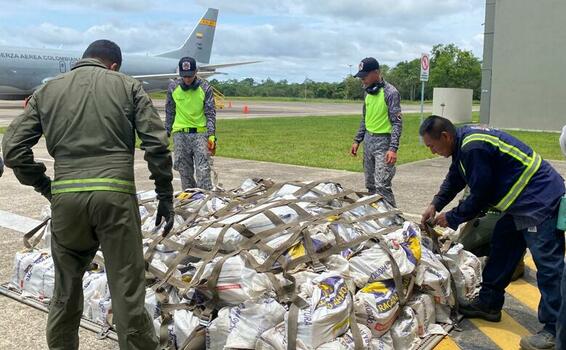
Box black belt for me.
[178,127,204,134]
[367,132,391,137]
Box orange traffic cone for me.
[243,105,249,114]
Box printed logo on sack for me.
[317,276,349,309]
[229,307,242,331]
[23,254,48,282]
[375,292,399,313]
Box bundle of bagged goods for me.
[10,179,482,349]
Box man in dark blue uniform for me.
[558,125,566,350]
[420,115,565,350]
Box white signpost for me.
[419,53,430,142]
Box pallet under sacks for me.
[1,179,483,350]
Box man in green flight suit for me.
[2,40,174,350]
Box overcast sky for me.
[0,0,486,82]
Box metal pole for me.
[419,81,425,144]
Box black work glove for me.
[36,177,52,202]
[155,200,175,236]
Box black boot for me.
[459,296,502,322]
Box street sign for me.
[420,53,430,82]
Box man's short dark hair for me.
[419,115,456,139]
[82,40,122,68]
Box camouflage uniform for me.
[165,78,216,191]
[172,133,211,190]
[354,80,402,207]
[363,134,397,206]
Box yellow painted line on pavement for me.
[434,336,461,349]
[524,255,536,271]
[506,279,540,312]
[470,311,531,349]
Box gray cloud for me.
[0,0,486,82]
[36,0,155,12]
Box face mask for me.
[365,80,384,95]
[180,78,200,91]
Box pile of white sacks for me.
[10,179,483,349]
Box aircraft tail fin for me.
[156,8,218,63]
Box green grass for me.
[211,111,564,172]
[214,113,434,171]
[212,113,439,172]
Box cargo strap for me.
[423,222,462,329]
[51,178,136,195]
[140,180,407,348]
[23,218,50,249]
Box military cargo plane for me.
[0,8,258,100]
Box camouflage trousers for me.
[363,133,397,207]
[173,132,212,190]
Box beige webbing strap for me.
[348,293,364,350]
[290,181,325,197]
[301,230,325,273]
[152,228,205,291]
[286,296,309,350]
[23,218,50,249]
[173,195,211,233]
[264,272,296,303]
[155,287,173,349]
[179,326,205,350]
[377,239,408,306]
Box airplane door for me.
[59,61,67,73]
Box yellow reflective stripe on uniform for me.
[462,134,531,166]
[495,152,541,211]
[52,186,136,194]
[52,178,135,187]
[460,133,541,211]
[51,178,136,195]
[459,161,466,176]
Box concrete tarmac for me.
[0,137,564,349]
[0,99,472,126]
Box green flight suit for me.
[2,58,173,350]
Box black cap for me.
[354,57,379,78]
[178,56,197,77]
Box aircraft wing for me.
[199,60,261,70]
[132,71,220,81]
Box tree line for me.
[209,44,481,101]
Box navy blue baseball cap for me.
[354,57,380,78]
[178,56,197,77]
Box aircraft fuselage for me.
[0,46,183,99]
